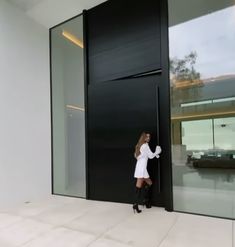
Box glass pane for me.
[182,119,213,150]
[51,15,86,197]
[214,117,235,150]
[169,0,235,218]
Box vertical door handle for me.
[156,85,161,193]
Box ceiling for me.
[7,0,107,28]
[7,0,45,11]
[9,0,233,29]
[169,0,235,26]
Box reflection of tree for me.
[170,52,200,82]
[170,51,204,108]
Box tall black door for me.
[84,0,172,209]
[88,75,164,205]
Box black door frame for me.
[83,0,173,211]
[49,0,173,211]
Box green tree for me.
[170,51,201,82]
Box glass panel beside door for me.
[169,0,235,218]
[50,15,86,198]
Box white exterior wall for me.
[0,0,51,208]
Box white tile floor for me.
[0,195,233,247]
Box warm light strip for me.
[62,30,83,48]
[181,97,235,108]
[181,100,212,107]
[66,105,84,111]
[171,110,235,120]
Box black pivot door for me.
[88,75,163,205]
[85,0,172,210]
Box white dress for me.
[134,143,161,178]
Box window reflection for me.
[182,117,235,168]
[169,1,235,218]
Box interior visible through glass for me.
[51,15,86,197]
[169,0,235,218]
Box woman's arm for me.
[144,144,161,159]
[155,146,162,156]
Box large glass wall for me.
[169,0,235,218]
[51,15,86,197]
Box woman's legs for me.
[136,178,144,188]
[133,178,144,213]
[144,178,152,186]
[143,178,153,208]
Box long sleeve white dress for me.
[134,143,161,178]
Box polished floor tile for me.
[88,238,132,247]
[23,227,96,247]
[32,200,94,226]
[0,219,53,246]
[64,202,131,236]
[2,195,78,217]
[159,213,232,247]
[0,213,22,230]
[0,196,233,247]
[232,221,235,247]
[103,208,178,247]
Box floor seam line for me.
[156,213,179,247]
[232,220,234,247]
[85,211,136,247]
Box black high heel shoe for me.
[143,199,152,208]
[133,204,142,213]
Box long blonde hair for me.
[134,132,149,158]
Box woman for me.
[133,132,161,213]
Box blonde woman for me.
[133,132,161,213]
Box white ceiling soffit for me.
[169,0,235,27]
[7,0,44,11]
[9,0,107,28]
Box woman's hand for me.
[155,145,162,155]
